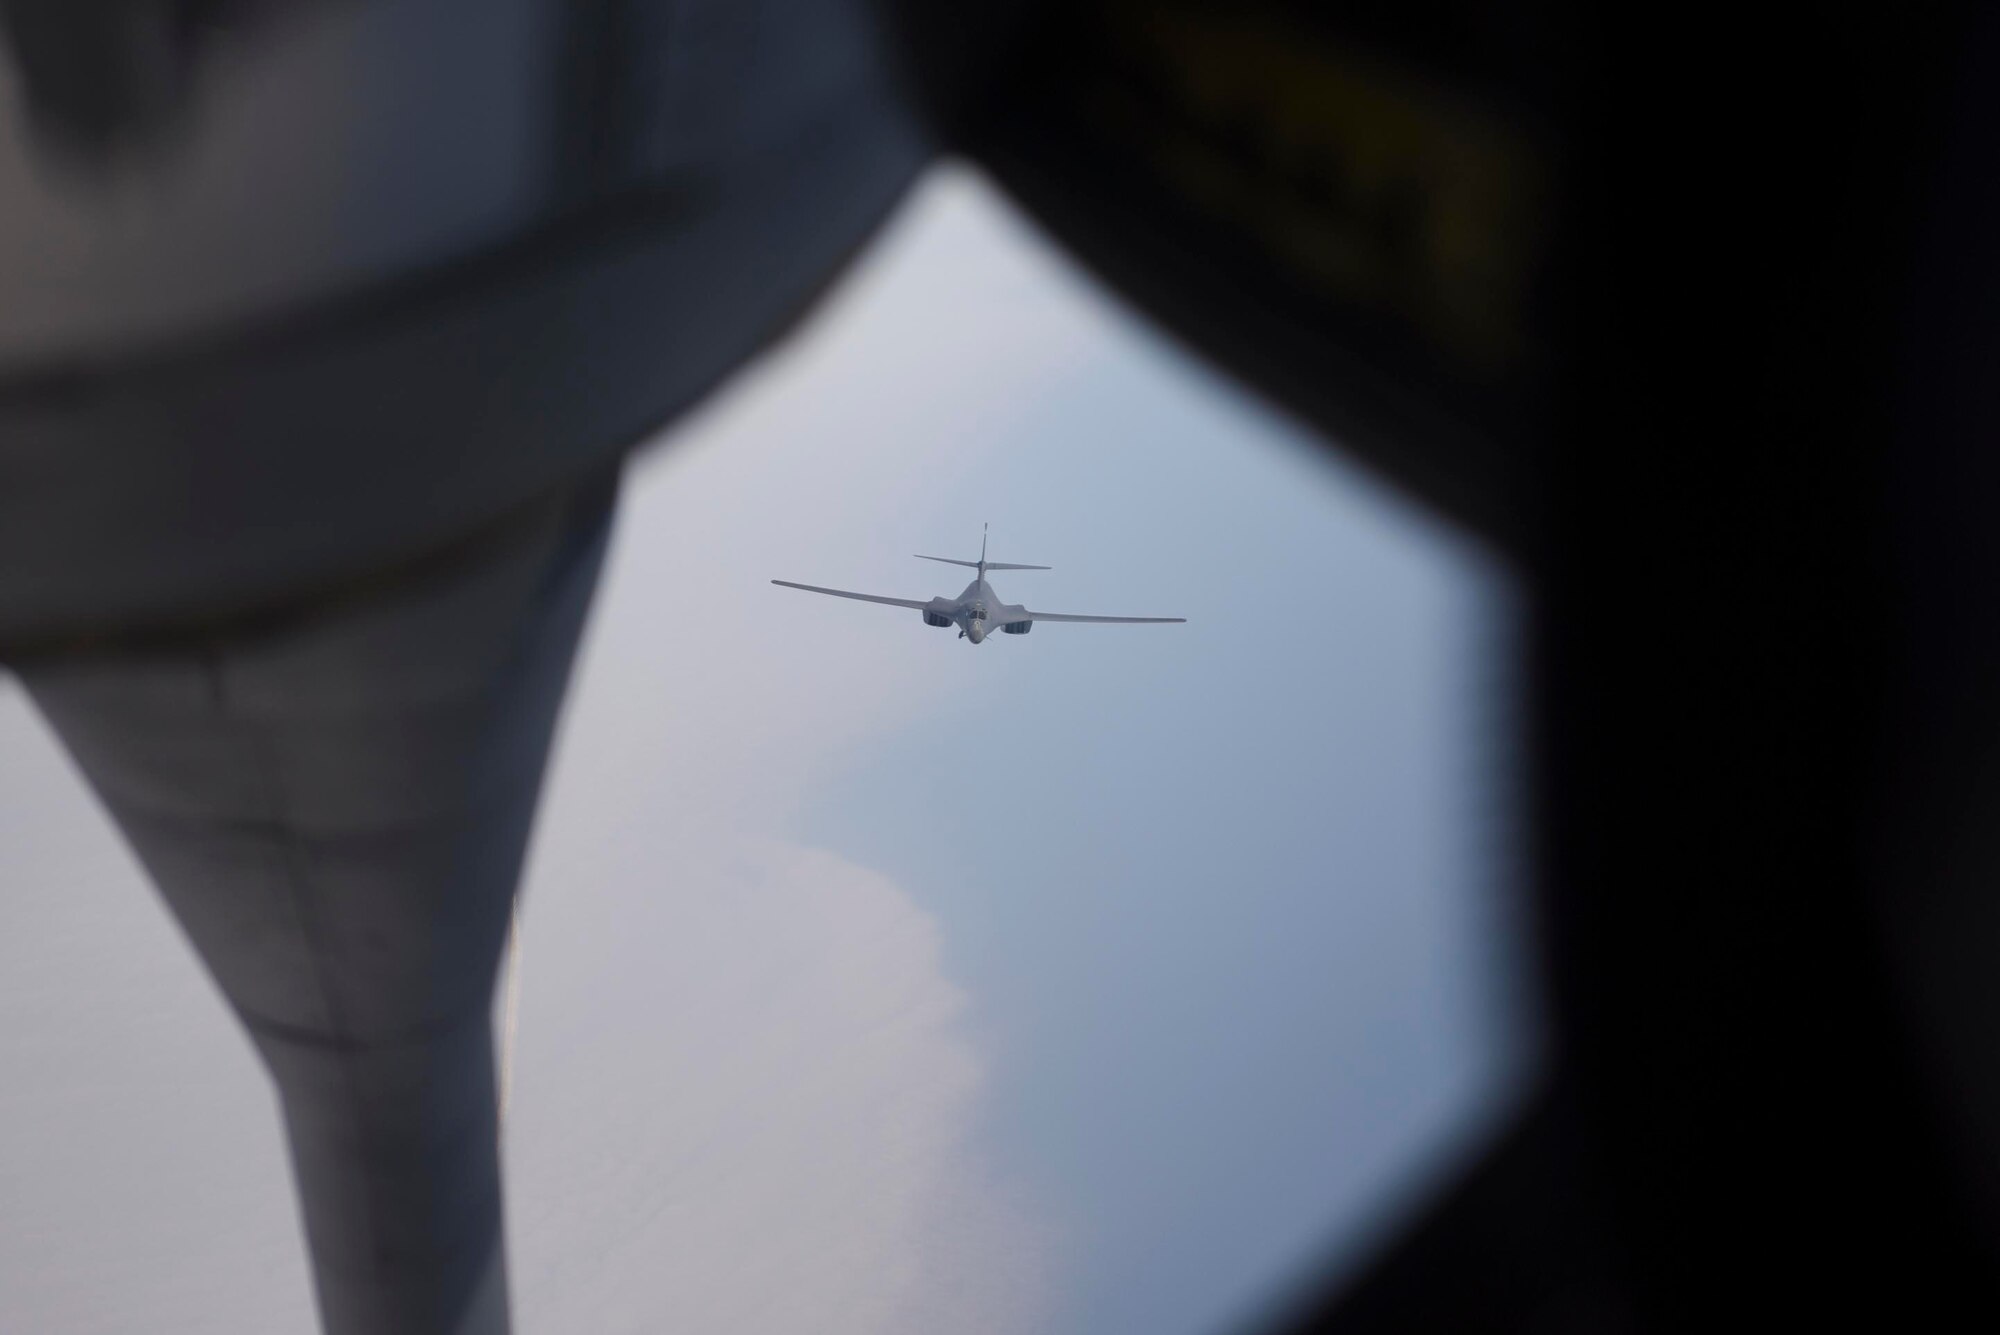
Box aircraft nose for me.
[967,623,985,644]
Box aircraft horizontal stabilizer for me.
[914,555,1052,571]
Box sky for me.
[0,166,1539,1334]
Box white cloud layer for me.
[504,832,1046,1335]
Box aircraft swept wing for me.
[771,579,930,609]
[1020,609,1186,624]
[773,533,1185,641]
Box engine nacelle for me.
[923,610,953,628]
[1002,620,1032,635]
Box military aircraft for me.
[773,525,1186,643]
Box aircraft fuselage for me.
[771,528,1185,638]
[928,578,1027,644]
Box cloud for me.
[494,167,1070,1334]
[502,834,1045,1335]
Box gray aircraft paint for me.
[773,526,1185,644]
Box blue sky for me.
[777,185,1537,1333]
[0,166,1539,1334]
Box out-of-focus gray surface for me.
[0,169,1534,1334]
[0,0,549,362]
[18,475,614,1335]
[0,0,927,648]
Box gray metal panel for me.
[17,472,618,1334]
[0,90,924,650]
[0,0,551,365]
[0,0,929,651]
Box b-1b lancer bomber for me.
[773,525,1186,644]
